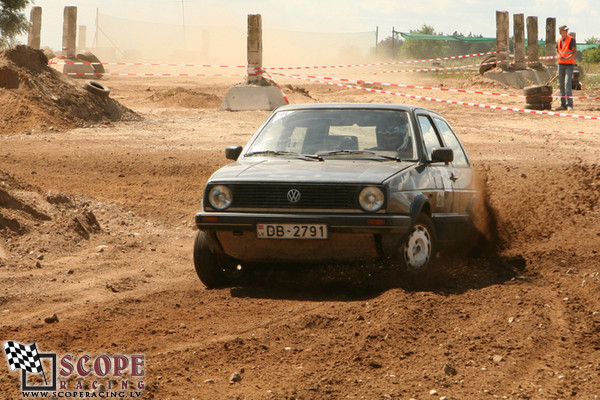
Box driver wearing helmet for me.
[372,120,412,153]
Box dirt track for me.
[1,66,600,400]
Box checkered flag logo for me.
[3,341,43,374]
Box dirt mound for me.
[0,45,140,134]
[0,170,101,263]
[147,87,222,108]
[459,74,512,90]
[479,160,600,259]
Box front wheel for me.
[399,213,436,275]
[193,231,244,288]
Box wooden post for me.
[62,6,77,58]
[28,6,42,49]
[545,17,556,66]
[247,14,263,84]
[513,14,525,70]
[78,25,87,54]
[526,16,539,68]
[496,11,509,69]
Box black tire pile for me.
[523,85,553,110]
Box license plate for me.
[257,224,328,239]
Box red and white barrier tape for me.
[277,73,599,101]
[270,71,600,120]
[258,51,499,70]
[50,51,499,71]
[377,61,495,74]
[457,125,600,136]
[50,60,246,68]
[62,72,244,77]
[261,70,290,104]
[284,73,524,98]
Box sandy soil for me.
[1,49,600,399]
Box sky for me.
[17,0,599,50]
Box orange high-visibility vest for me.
[557,35,576,64]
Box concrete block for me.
[49,58,95,79]
[220,85,287,111]
[484,69,553,89]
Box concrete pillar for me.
[496,11,510,69]
[62,6,77,58]
[78,25,86,54]
[545,17,556,66]
[247,14,263,84]
[28,6,42,49]
[526,16,540,68]
[513,14,526,70]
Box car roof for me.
[274,103,439,115]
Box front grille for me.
[228,183,361,210]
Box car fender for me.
[409,193,431,225]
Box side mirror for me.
[225,145,243,160]
[430,148,454,163]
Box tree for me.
[400,25,448,60]
[376,35,404,60]
[0,0,30,50]
[582,36,600,63]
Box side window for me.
[417,115,443,161]
[434,118,469,167]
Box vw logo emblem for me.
[287,189,301,203]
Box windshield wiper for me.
[316,150,402,161]
[245,150,323,161]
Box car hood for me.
[209,159,414,184]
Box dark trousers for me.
[558,64,574,107]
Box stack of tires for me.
[523,85,553,110]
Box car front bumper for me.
[195,212,411,263]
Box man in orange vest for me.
[555,25,576,111]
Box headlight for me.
[208,185,232,210]
[358,186,384,212]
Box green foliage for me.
[582,36,600,63]
[585,36,600,44]
[582,47,600,63]
[0,0,30,50]
[400,25,447,60]
[375,25,496,60]
[376,36,403,60]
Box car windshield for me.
[244,109,417,160]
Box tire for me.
[525,95,553,105]
[193,231,243,288]
[42,48,56,60]
[524,103,552,110]
[523,85,553,96]
[83,81,110,98]
[479,55,496,75]
[76,51,105,74]
[399,213,436,275]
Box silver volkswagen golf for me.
[194,103,476,288]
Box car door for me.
[416,113,454,215]
[432,116,474,215]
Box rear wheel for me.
[400,213,436,275]
[193,231,244,288]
